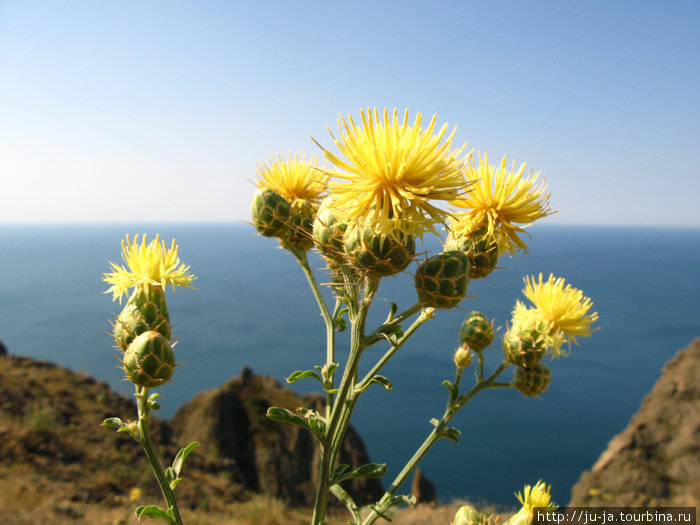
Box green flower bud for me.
[453,505,485,525]
[251,188,291,238]
[453,344,473,369]
[283,206,315,252]
[344,227,415,277]
[313,199,348,263]
[459,311,494,352]
[113,287,171,352]
[414,250,470,309]
[513,363,551,397]
[502,325,547,369]
[445,230,498,279]
[123,331,175,388]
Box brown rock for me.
[411,467,437,505]
[171,366,384,506]
[570,337,700,507]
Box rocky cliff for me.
[570,337,700,507]
[171,366,384,507]
[0,351,382,515]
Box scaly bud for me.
[313,198,348,263]
[414,251,470,309]
[459,311,494,352]
[251,188,291,238]
[502,325,547,369]
[445,227,498,279]
[344,226,415,277]
[123,331,175,388]
[453,344,473,369]
[513,363,551,397]
[113,287,171,352]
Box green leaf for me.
[332,462,387,484]
[135,505,174,523]
[165,467,175,484]
[266,406,311,431]
[335,317,347,332]
[385,302,398,322]
[429,418,440,427]
[330,484,361,524]
[286,369,323,385]
[386,494,417,508]
[102,417,123,429]
[331,464,350,479]
[369,375,392,391]
[441,427,462,443]
[172,441,200,478]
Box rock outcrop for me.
[171,366,384,507]
[570,337,700,507]
[0,350,382,514]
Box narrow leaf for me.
[333,462,387,483]
[172,441,200,478]
[266,407,311,431]
[102,417,123,429]
[369,375,392,391]
[330,484,361,524]
[135,505,173,523]
[286,369,323,385]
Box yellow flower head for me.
[512,273,599,356]
[256,152,328,210]
[450,153,553,255]
[316,108,469,238]
[103,234,196,302]
[515,480,556,512]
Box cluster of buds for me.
[104,235,195,389]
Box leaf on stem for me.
[330,484,361,525]
[441,427,462,443]
[266,407,311,431]
[102,417,124,429]
[172,441,200,479]
[331,462,387,484]
[286,369,324,385]
[135,504,175,524]
[385,302,398,323]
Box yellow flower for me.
[450,153,553,255]
[512,273,599,356]
[316,108,469,238]
[256,152,328,210]
[507,480,557,525]
[103,234,196,302]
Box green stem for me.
[361,361,511,525]
[136,387,183,525]
[312,277,378,525]
[364,301,424,347]
[356,309,432,391]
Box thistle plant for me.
[253,108,599,525]
[102,235,198,525]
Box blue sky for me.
[1,1,699,226]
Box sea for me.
[0,223,698,507]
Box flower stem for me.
[361,361,511,525]
[312,277,378,525]
[136,387,183,525]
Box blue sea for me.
[1,223,698,507]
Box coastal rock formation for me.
[411,468,437,505]
[171,366,384,507]
[0,350,382,517]
[570,337,700,507]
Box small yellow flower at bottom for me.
[103,234,196,303]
